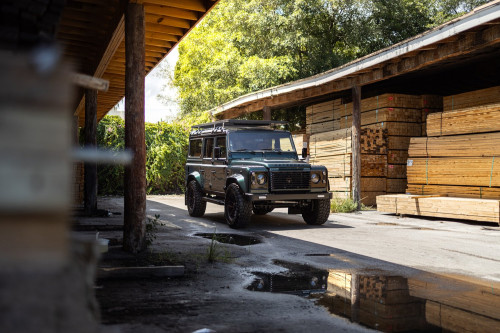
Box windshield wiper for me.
[261,148,283,154]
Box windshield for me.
[228,130,296,152]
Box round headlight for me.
[257,173,267,185]
[311,173,320,184]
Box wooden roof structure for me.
[55,0,219,126]
[212,0,500,119]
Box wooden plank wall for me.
[307,94,442,206]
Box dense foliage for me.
[173,0,490,118]
[96,113,210,195]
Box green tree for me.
[172,0,491,119]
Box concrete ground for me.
[77,195,500,332]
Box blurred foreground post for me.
[0,51,98,333]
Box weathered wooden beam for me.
[263,106,271,120]
[143,0,206,12]
[124,2,146,253]
[351,85,361,209]
[71,73,109,91]
[145,14,191,29]
[84,89,98,215]
[145,22,184,35]
[144,4,199,20]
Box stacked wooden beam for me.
[378,86,500,224]
[307,93,441,205]
[377,195,500,223]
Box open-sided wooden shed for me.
[52,0,220,252]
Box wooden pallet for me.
[377,194,500,224]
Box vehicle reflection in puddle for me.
[247,261,328,296]
[194,233,262,246]
[247,261,500,332]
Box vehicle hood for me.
[230,158,311,169]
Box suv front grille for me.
[270,171,310,191]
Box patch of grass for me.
[206,229,232,263]
[330,196,371,213]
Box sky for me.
[114,46,180,123]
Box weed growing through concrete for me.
[206,229,232,263]
[145,214,161,247]
[330,197,371,213]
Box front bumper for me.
[245,192,332,202]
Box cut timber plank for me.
[388,164,407,179]
[406,184,500,199]
[406,157,500,187]
[376,194,500,223]
[427,103,500,136]
[409,132,500,157]
[388,150,409,164]
[387,178,407,193]
[342,94,427,113]
[443,86,500,111]
[364,123,422,137]
[388,136,411,150]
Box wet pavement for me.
[77,195,500,332]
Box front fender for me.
[226,174,247,193]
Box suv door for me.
[202,137,214,192]
[212,136,227,194]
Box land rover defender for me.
[185,120,332,228]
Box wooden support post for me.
[84,89,97,215]
[351,273,360,323]
[124,2,146,253]
[351,85,361,209]
[263,106,271,120]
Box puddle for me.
[247,261,328,296]
[247,261,500,332]
[194,233,261,246]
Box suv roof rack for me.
[191,119,288,129]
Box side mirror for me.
[214,147,221,159]
[302,147,307,159]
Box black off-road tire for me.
[186,180,206,217]
[224,183,252,228]
[252,205,274,215]
[301,199,331,225]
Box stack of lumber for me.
[377,195,500,223]
[307,93,441,205]
[378,86,500,224]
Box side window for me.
[189,139,202,157]
[204,138,214,158]
[215,137,227,158]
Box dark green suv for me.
[185,120,332,228]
